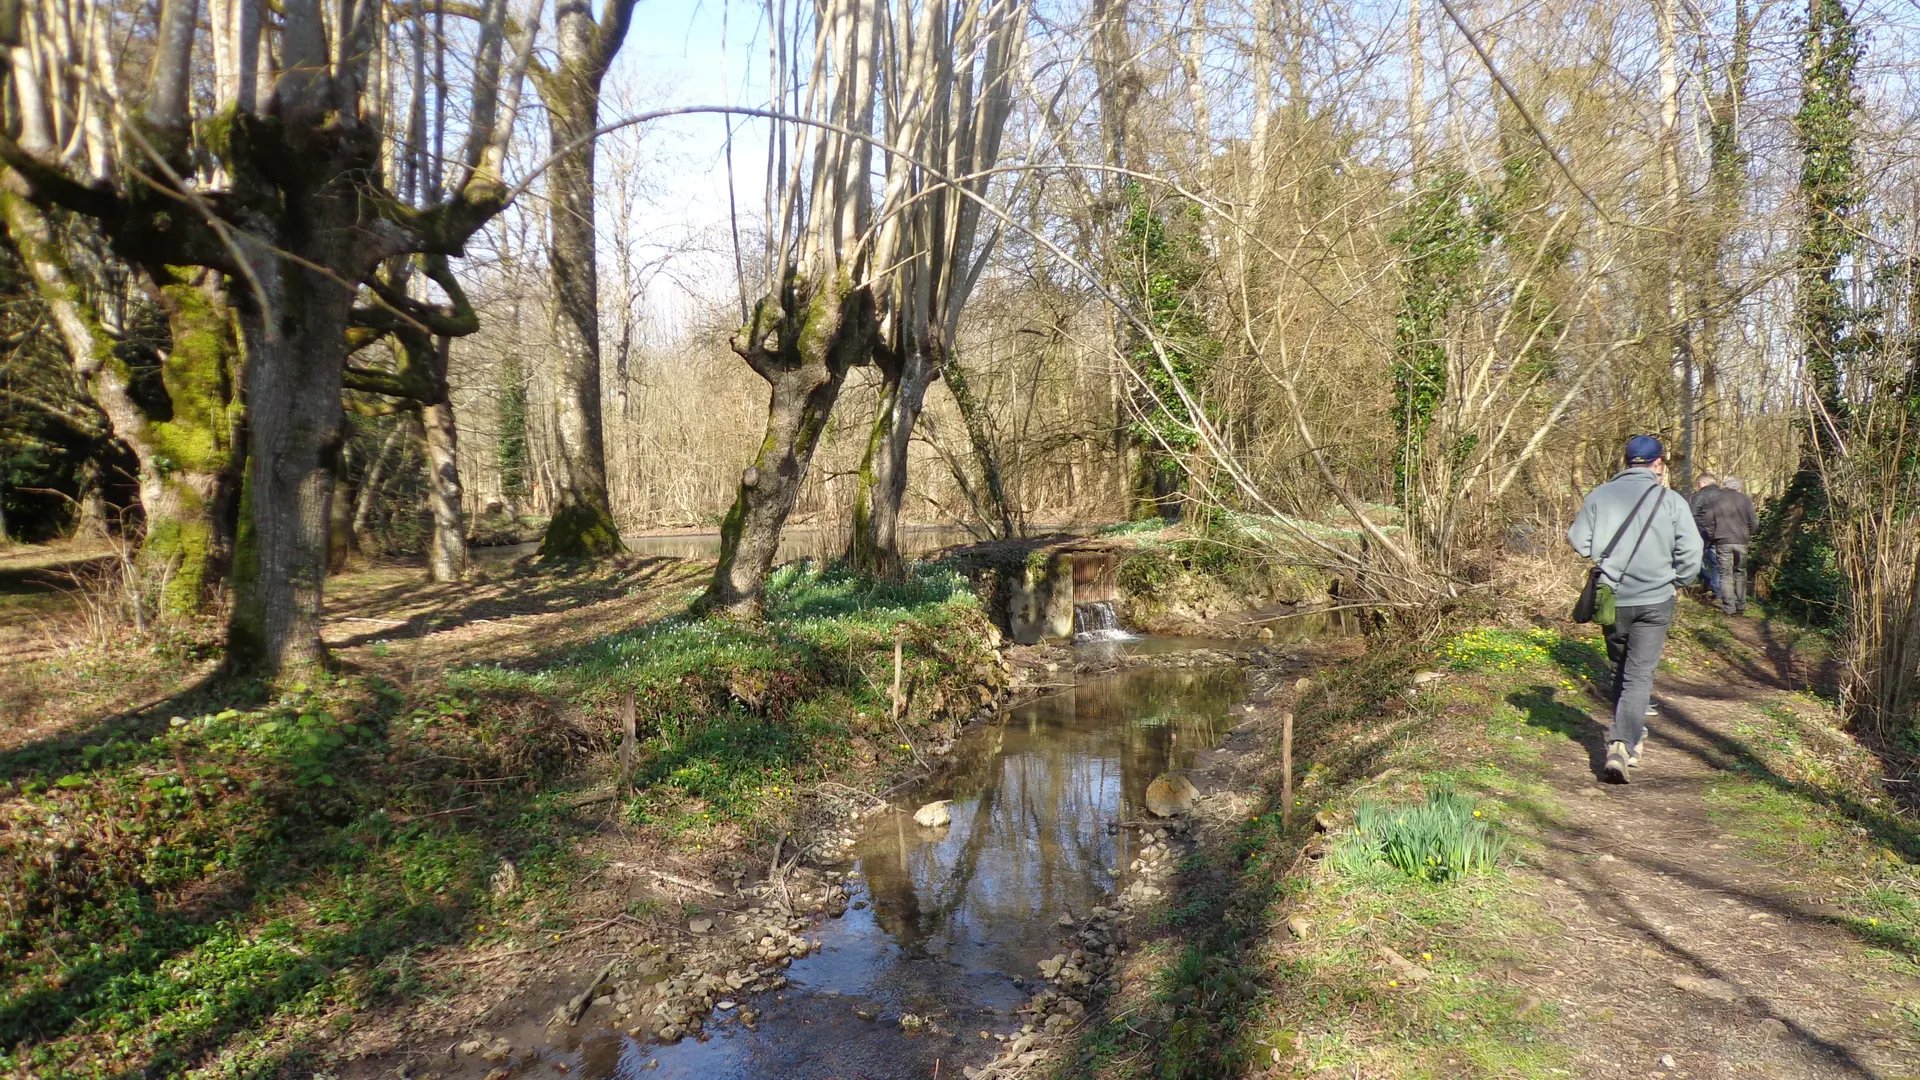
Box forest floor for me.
[1055,596,1920,1080]
[0,542,1010,1080]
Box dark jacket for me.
[1702,488,1758,547]
[1689,485,1722,537]
[1567,468,1704,607]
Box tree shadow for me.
[1508,683,1613,781]
[323,555,693,650]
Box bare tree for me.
[849,0,1029,576]
[702,0,884,616]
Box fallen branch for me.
[645,868,727,897]
[563,959,619,1025]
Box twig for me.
[392,805,475,823]
[1281,711,1295,829]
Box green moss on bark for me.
[150,271,237,476]
[538,501,623,560]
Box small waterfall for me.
[1073,600,1135,642]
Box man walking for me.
[1567,436,1704,783]
[1703,477,1758,615]
[1690,474,1722,596]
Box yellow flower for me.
[1421,952,1432,962]
[1388,980,1399,987]
[1472,810,1482,818]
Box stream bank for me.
[371,614,1360,1080]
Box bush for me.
[1333,789,1508,882]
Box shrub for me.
[1333,789,1508,883]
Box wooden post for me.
[892,634,904,722]
[1281,710,1295,828]
[619,691,637,793]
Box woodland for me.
[7,0,1920,1076]
[0,0,1918,742]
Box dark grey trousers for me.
[1605,597,1674,749]
[1714,543,1748,613]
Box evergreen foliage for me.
[1118,186,1219,519]
[1389,173,1492,519]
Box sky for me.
[599,0,776,320]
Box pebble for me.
[1758,1017,1790,1039]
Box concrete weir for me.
[945,538,1125,645]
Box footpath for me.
[1057,603,1920,1080]
[1512,613,1920,1078]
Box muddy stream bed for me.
[504,623,1341,1080]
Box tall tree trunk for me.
[420,348,468,582]
[706,273,876,617]
[225,213,355,678]
[851,346,938,578]
[535,0,638,559]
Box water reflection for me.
[858,666,1246,979]
[610,664,1245,1079]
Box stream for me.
[548,649,1250,1079]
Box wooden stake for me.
[1281,711,1295,828]
[618,691,636,793]
[892,635,904,723]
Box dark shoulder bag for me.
[1573,483,1662,625]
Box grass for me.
[1334,790,1509,883]
[0,560,1001,1079]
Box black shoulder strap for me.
[1595,483,1661,578]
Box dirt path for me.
[1517,617,1920,1079]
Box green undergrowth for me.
[0,561,1001,1079]
[453,561,1002,834]
[1115,519,1329,629]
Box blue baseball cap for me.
[1625,435,1664,465]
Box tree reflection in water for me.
[855,666,1246,979]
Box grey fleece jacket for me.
[1566,467,1704,607]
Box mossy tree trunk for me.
[1,183,243,619]
[850,344,937,579]
[224,195,361,679]
[706,272,877,617]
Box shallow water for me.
[560,661,1248,1079]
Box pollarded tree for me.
[0,0,532,677]
[702,0,883,616]
[849,0,1028,577]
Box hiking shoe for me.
[1645,700,1661,716]
[1628,737,1645,766]
[1605,741,1631,783]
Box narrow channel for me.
[560,654,1249,1079]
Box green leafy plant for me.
[1333,790,1508,883]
